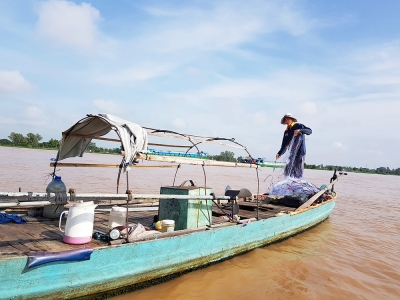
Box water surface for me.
[1,147,399,299]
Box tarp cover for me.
[56,114,148,166]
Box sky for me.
[1,0,400,169]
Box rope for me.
[256,165,260,220]
[172,164,181,186]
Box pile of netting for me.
[268,177,320,197]
[264,133,321,197]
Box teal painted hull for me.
[0,200,335,299]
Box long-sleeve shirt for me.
[277,122,312,157]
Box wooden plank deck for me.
[0,201,294,258]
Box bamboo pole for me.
[0,193,232,208]
[64,133,192,149]
[0,201,51,208]
[137,154,258,168]
[147,132,246,150]
[0,192,231,201]
[50,156,259,169]
[148,143,190,148]
[63,133,120,143]
[49,162,179,168]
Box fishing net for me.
[268,177,320,197]
[283,134,304,179]
[265,134,319,197]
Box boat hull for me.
[0,200,335,299]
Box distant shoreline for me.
[1,145,398,176]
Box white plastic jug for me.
[59,201,97,244]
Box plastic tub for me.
[108,206,127,228]
[161,220,175,232]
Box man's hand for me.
[294,129,300,136]
[276,154,280,160]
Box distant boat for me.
[0,113,345,299]
[259,161,285,168]
[238,156,285,168]
[147,148,209,159]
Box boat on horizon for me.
[0,114,345,299]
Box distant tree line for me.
[304,164,400,176]
[0,132,120,154]
[1,132,59,149]
[1,132,398,175]
[86,142,121,154]
[208,151,237,162]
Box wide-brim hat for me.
[281,113,297,124]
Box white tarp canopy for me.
[56,114,148,167]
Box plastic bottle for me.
[44,176,68,218]
[46,176,67,192]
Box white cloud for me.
[168,68,335,106]
[25,107,43,119]
[35,0,102,50]
[0,70,33,94]
[92,64,174,85]
[253,112,268,125]
[367,149,383,156]
[185,67,202,76]
[300,102,317,114]
[352,42,400,74]
[333,141,347,151]
[333,141,343,147]
[90,0,316,86]
[0,117,17,125]
[24,107,48,126]
[172,118,186,129]
[142,1,316,52]
[338,41,400,97]
[92,100,120,115]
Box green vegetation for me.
[1,132,399,175]
[304,164,400,176]
[0,132,120,154]
[85,142,121,154]
[4,132,59,149]
[209,151,237,162]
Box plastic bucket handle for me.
[58,211,68,232]
[179,180,195,187]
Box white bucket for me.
[58,201,97,244]
[108,206,127,228]
[162,219,175,232]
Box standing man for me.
[276,113,312,179]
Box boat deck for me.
[0,201,296,258]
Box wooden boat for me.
[237,156,285,168]
[0,114,345,299]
